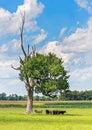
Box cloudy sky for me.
[0,0,92,95]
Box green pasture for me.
[0,102,92,130]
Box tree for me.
[12,13,69,114]
[0,93,6,100]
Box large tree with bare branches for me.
[12,13,69,114]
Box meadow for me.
[0,101,92,130]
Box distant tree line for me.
[59,90,92,100]
[0,90,92,101]
[0,93,27,101]
[0,93,57,101]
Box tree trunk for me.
[26,88,33,114]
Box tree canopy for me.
[19,52,69,98]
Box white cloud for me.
[0,66,17,79]
[0,54,19,79]
[59,27,67,38]
[40,17,92,66]
[40,18,92,67]
[70,67,92,82]
[69,66,92,91]
[0,60,18,68]
[0,39,21,54]
[40,41,73,64]
[75,0,88,8]
[33,29,47,44]
[0,53,24,95]
[84,52,92,65]
[73,58,81,65]
[63,18,92,53]
[0,0,44,38]
[0,44,8,52]
[0,78,26,96]
[75,0,92,13]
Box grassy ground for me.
[0,101,92,130]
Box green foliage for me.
[19,53,69,97]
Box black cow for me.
[46,110,53,114]
[59,110,66,115]
[46,110,66,115]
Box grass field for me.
[0,101,92,130]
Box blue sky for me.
[0,0,92,95]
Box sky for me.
[0,0,92,95]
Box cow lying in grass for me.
[34,110,43,113]
[46,110,66,115]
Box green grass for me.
[0,107,92,130]
[0,101,92,130]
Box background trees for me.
[0,90,92,101]
[58,90,92,100]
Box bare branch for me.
[34,82,41,88]
[11,65,20,70]
[19,11,27,57]
[19,56,24,65]
[32,45,36,56]
[28,44,30,56]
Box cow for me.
[53,110,66,115]
[59,110,66,115]
[46,110,66,115]
[46,110,53,114]
[34,110,43,113]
